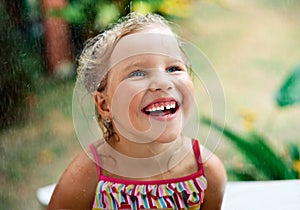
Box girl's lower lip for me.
[150,112,177,121]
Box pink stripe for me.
[196,176,207,190]
[136,193,143,208]
[101,192,106,209]
[182,181,192,194]
[103,193,109,209]
[99,170,203,185]
[200,191,205,203]
[147,194,155,208]
[89,144,101,181]
[173,192,185,209]
[193,179,202,194]
[164,196,173,208]
[192,139,204,175]
[158,185,164,196]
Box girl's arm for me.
[47,151,98,210]
[201,150,227,210]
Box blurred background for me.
[1,0,300,209]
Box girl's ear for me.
[94,91,111,119]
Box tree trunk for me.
[41,0,73,77]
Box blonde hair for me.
[77,12,174,93]
[77,12,185,143]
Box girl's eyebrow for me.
[122,60,148,71]
[128,60,145,67]
[167,59,185,65]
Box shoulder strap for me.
[192,139,204,175]
[89,144,101,181]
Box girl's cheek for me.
[177,75,194,96]
[111,79,148,97]
[176,76,195,114]
[110,80,148,109]
[129,80,149,91]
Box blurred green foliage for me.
[201,63,300,181]
[50,0,193,38]
[0,78,74,207]
[275,65,300,107]
[0,0,46,130]
[0,1,32,129]
[47,0,197,82]
[201,116,299,180]
[0,191,11,210]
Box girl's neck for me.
[97,135,193,179]
[112,135,181,158]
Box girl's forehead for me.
[108,32,184,70]
[121,54,185,68]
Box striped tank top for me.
[90,139,207,210]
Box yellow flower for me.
[38,149,53,164]
[293,160,300,179]
[159,0,192,18]
[239,109,257,131]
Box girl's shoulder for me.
[200,146,227,209]
[47,149,98,210]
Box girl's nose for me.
[148,71,174,92]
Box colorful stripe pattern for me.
[92,175,207,210]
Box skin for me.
[48,147,226,210]
[48,29,227,210]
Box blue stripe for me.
[142,195,149,208]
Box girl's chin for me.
[153,133,179,144]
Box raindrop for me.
[129,1,133,13]
[124,1,133,14]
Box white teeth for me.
[145,101,177,113]
[171,102,176,108]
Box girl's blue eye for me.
[167,66,183,73]
[128,70,146,78]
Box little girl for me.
[48,13,227,210]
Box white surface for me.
[36,184,56,206]
[222,180,300,210]
[37,180,300,209]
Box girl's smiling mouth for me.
[142,98,180,120]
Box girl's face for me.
[98,33,195,144]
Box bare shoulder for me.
[201,146,227,210]
[47,150,98,210]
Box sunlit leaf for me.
[95,3,120,29]
[60,4,87,24]
[275,65,300,107]
[132,1,154,15]
[47,3,87,24]
[290,144,300,160]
